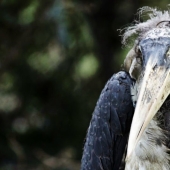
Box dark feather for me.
[81,71,134,170]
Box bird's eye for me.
[135,45,140,54]
[166,48,170,58]
[135,45,141,54]
[136,57,142,64]
[135,46,142,64]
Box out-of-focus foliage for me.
[0,0,168,169]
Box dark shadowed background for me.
[0,0,169,169]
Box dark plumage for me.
[81,71,134,170]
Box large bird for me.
[81,6,170,170]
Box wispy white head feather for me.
[121,6,170,45]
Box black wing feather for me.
[81,71,134,170]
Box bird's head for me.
[122,7,170,159]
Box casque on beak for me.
[126,37,170,159]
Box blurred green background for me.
[0,0,169,170]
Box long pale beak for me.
[126,48,170,159]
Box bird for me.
[81,6,170,170]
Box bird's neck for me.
[125,118,170,170]
[125,99,170,170]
